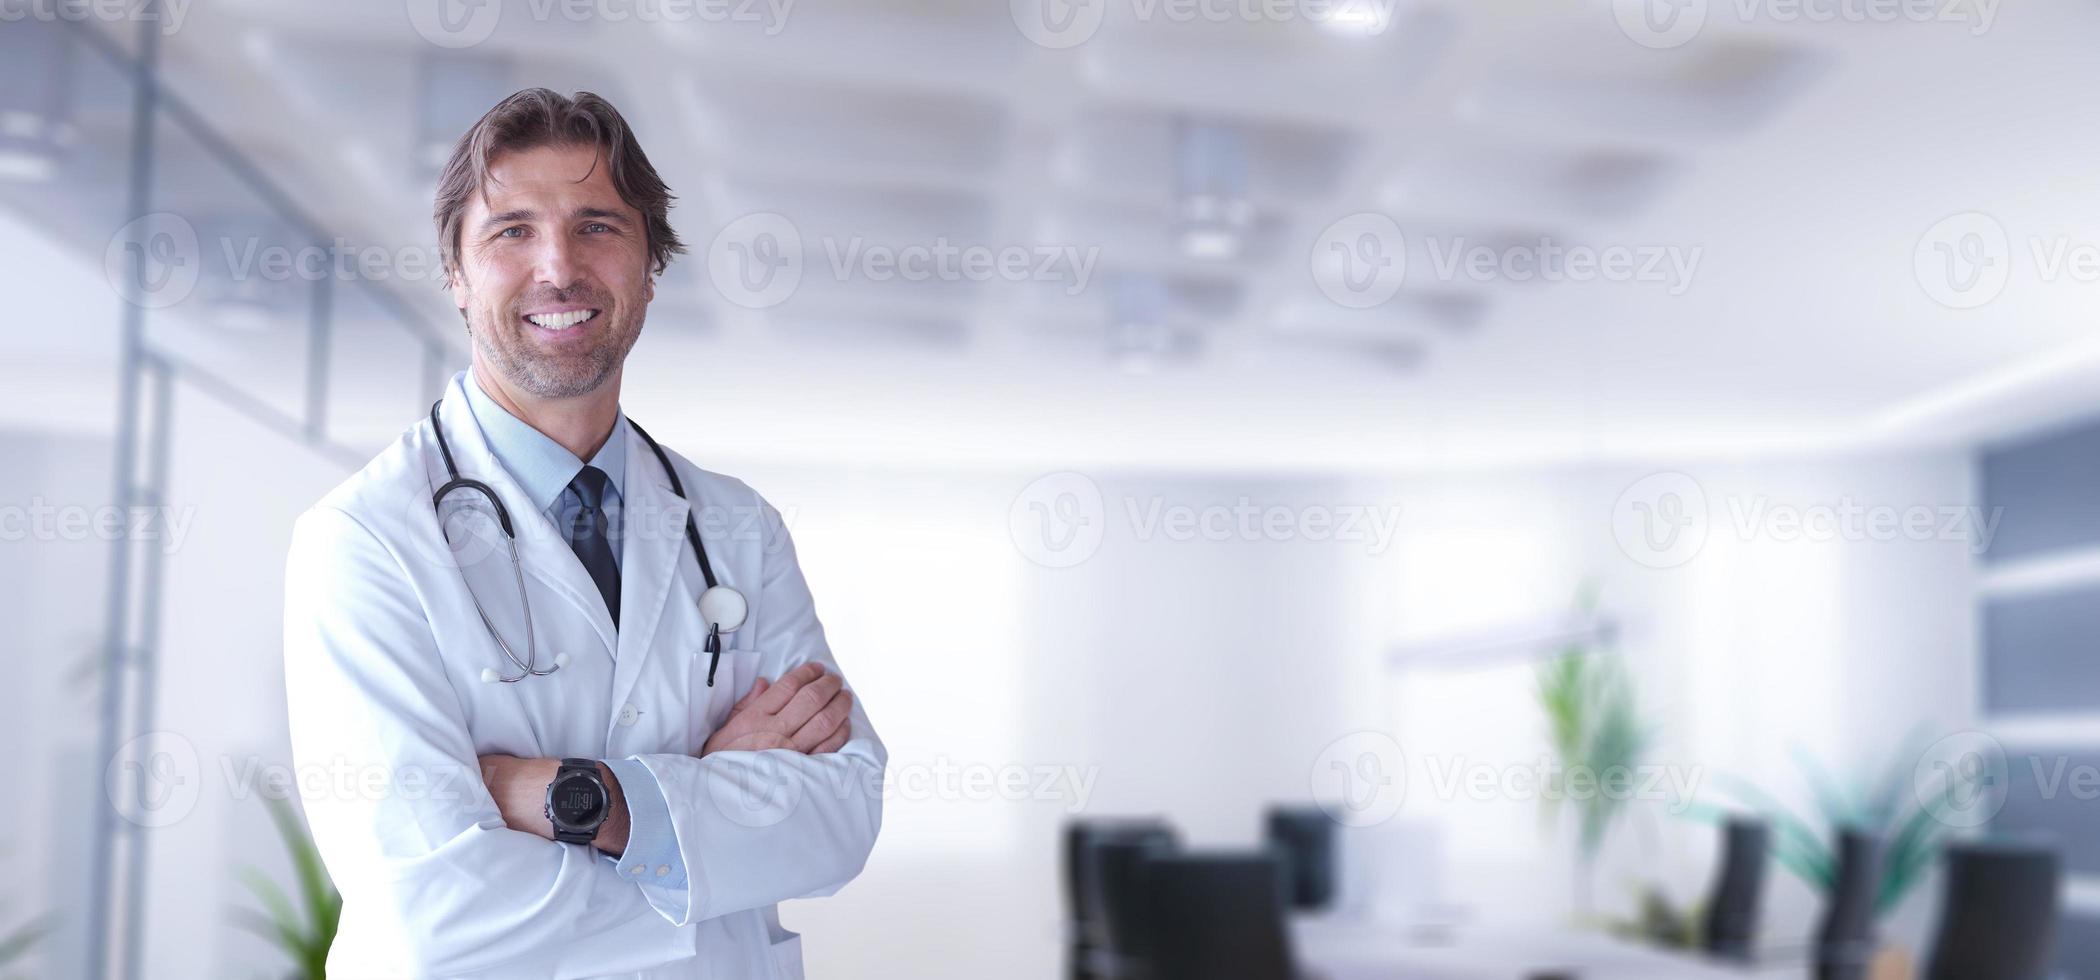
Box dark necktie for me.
[566,465,620,627]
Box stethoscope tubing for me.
[428,399,732,685]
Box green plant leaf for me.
[238,866,300,941]
[1875,772,1968,915]
[239,795,342,979]
[1709,772,1836,892]
[231,904,306,961]
[1790,743,1858,831]
[1862,728,1932,829]
[0,915,50,967]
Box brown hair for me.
[433,88,685,285]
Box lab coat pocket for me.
[695,645,765,752]
[762,906,804,980]
[767,931,804,980]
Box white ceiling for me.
[7,0,2100,471]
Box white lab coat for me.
[282,373,885,979]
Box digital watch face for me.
[552,774,605,828]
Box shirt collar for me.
[463,369,627,514]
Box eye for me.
[499,226,528,239]
[582,222,612,234]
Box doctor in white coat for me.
[282,89,885,979]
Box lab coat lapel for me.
[609,424,689,715]
[431,375,620,665]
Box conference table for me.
[1293,914,1774,980]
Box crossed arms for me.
[477,661,857,853]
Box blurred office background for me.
[4,0,2100,977]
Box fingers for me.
[721,730,794,753]
[729,677,770,714]
[776,671,843,733]
[811,714,851,754]
[790,689,853,754]
[753,661,827,715]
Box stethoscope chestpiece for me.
[698,585,747,636]
[698,585,747,686]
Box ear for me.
[447,264,471,314]
[643,265,656,305]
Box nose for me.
[531,231,582,290]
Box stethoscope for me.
[428,400,748,685]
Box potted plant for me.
[1686,733,1989,972]
[234,795,341,980]
[1535,639,1652,918]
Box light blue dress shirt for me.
[462,372,687,889]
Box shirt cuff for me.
[602,757,689,898]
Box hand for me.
[477,754,630,856]
[701,661,854,757]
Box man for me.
[283,89,884,979]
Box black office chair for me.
[1143,851,1298,980]
[1815,829,1882,980]
[1702,818,1769,962]
[1064,819,1178,980]
[1922,840,2060,980]
[1094,835,1180,978]
[1264,806,1339,911]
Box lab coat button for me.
[629,864,645,876]
[656,865,670,877]
[617,703,640,726]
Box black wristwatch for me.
[544,758,609,845]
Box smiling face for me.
[450,141,655,400]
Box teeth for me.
[526,309,597,329]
